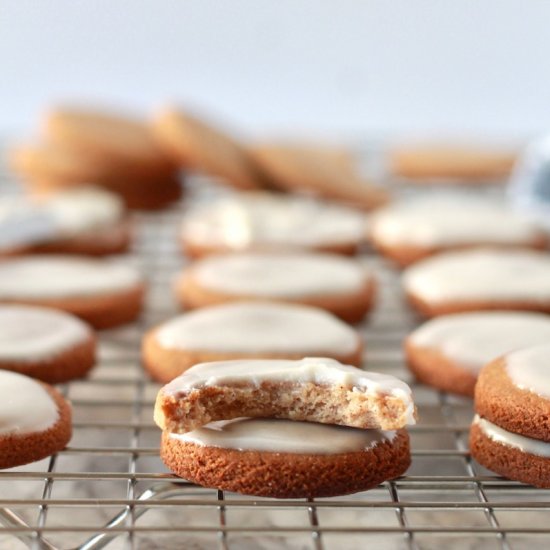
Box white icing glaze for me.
[45,187,124,235]
[474,415,550,458]
[170,418,397,454]
[0,305,91,362]
[0,188,124,250]
[371,195,542,248]
[181,192,367,250]
[163,357,415,425]
[505,344,550,399]
[156,302,358,355]
[0,256,142,299]
[410,312,550,373]
[0,371,59,435]
[403,249,550,303]
[192,253,368,297]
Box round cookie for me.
[0,370,72,469]
[250,143,390,211]
[162,419,410,498]
[179,192,367,258]
[143,302,363,382]
[0,187,131,256]
[152,106,271,190]
[389,144,517,182]
[370,196,546,267]
[471,344,550,487]
[0,256,145,329]
[11,142,183,211]
[175,252,375,323]
[43,107,176,179]
[0,305,96,383]
[406,311,550,397]
[403,249,550,318]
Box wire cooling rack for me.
[0,167,549,550]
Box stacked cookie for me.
[10,107,182,209]
[154,357,416,498]
[471,344,550,487]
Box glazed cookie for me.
[471,344,550,487]
[161,419,410,498]
[403,249,550,318]
[179,192,367,257]
[0,370,72,469]
[175,252,375,323]
[250,142,389,210]
[389,143,516,181]
[143,302,363,382]
[0,256,145,329]
[0,187,131,256]
[153,106,271,190]
[370,195,546,267]
[0,305,96,383]
[406,311,550,396]
[154,357,416,432]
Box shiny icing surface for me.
[170,418,397,454]
[156,302,358,355]
[163,357,415,424]
[403,249,550,303]
[371,195,542,247]
[0,305,91,361]
[192,253,367,297]
[181,192,367,249]
[0,371,59,435]
[0,256,142,299]
[0,188,124,250]
[505,344,550,399]
[474,415,550,458]
[410,312,550,373]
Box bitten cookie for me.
[0,305,96,383]
[175,252,375,323]
[0,370,72,469]
[389,143,516,182]
[406,311,550,397]
[143,302,363,383]
[403,249,550,318]
[154,357,416,433]
[153,106,271,190]
[0,256,145,329]
[161,419,410,498]
[0,187,131,256]
[179,192,367,258]
[471,344,550,487]
[250,142,389,210]
[370,195,546,267]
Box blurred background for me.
[2,0,550,143]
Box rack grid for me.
[0,170,549,550]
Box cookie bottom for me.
[405,341,477,397]
[0,335,96,384]
[161,429,410,498]
[470,421,550,488]
[406,291,550,319]
[0,384,72,469]
[175,275,376,325]
[0,284,145,329]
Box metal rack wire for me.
[0,168,549,550]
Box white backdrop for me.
[2,0,550,142]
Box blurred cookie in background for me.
[180,192,368,258]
